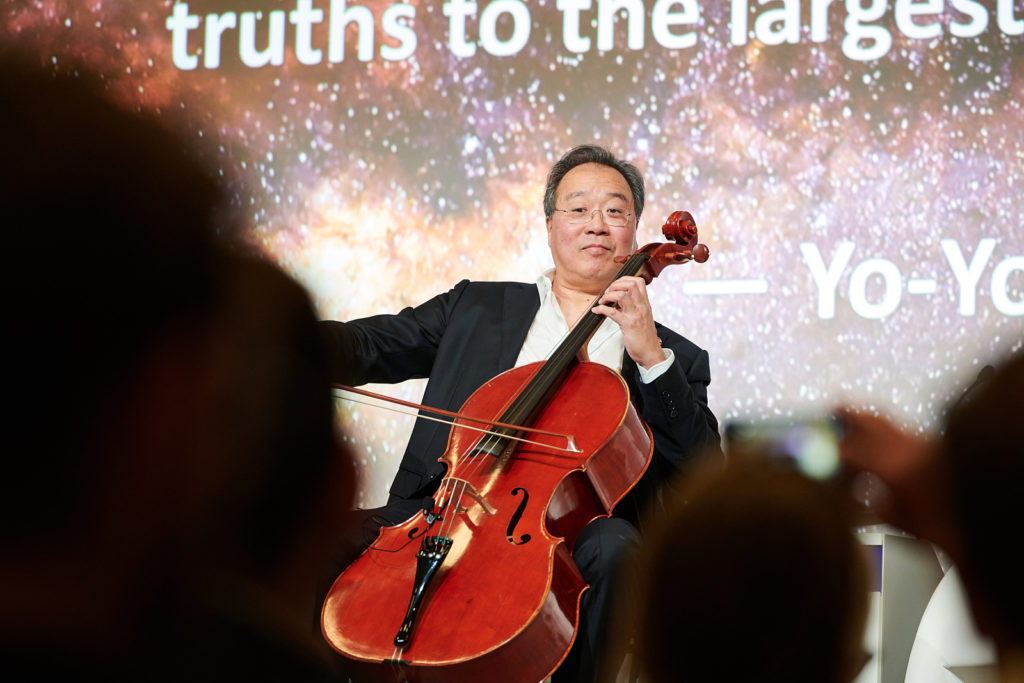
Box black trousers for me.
[553,516,640,683]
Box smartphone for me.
[724,417,843,481]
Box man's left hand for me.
[593,275,665,369]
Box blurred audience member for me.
[838,350,1024,681]
[0,49,353,680]
[612,454,870,683]
[172,254,356,681]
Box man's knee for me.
[572,517,640,581]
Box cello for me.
[322,211,709,682]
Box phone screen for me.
[724,418,843,481]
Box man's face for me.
[546,162,638,292]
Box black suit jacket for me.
[322,279,720,526]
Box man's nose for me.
[585,210,609,230]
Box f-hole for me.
[505,487,531,545]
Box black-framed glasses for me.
[553,207,633,227]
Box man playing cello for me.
[320,144,721,682]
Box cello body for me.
[322,361,652,683]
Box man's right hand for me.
[835,407,960,557]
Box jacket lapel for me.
[499,285,541,372]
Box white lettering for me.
[290,0,325,65]
[849,258,902,319]
[730,0,748,45]
[204,12,237,69]
[479,0,530,56]
[998,0,1024,35]
[598,0,646,52]
[810,0,841,43]
[239,10,286,68]
[843,0,891,61]
[942,238,997,316]
[443,0,478,57]
[991,256,1024,316]
[166,2,200,70]
[754,0,800,46]
[328,0,375,62]
[651,0,698,49]
[894,0,942,40]
[801,241,855,319]
[381,4,417,61]
[950,0,988,37]
[559,0,591,53]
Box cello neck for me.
[492,252,652,437]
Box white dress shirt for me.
[514,272,674,384]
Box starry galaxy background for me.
[5,0,1023,506]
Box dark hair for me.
[543,144,645,221]
[2,51,230,537]
[208,255,349,576]
[1,52,347,571]
[944,351,1024,647]
[630,456,869,683]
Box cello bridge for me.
[447,478,498,516]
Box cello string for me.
[440,478,471,541]
[449,280,622,491]
[443,256,648,507]
[379,256,655,656]
[424,423,504,539]
[439,423,513,539]
[429,254,650,539]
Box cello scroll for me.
[616,210,710,283]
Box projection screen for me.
[6,0,1023,505]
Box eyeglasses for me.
[553,207,634,228]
